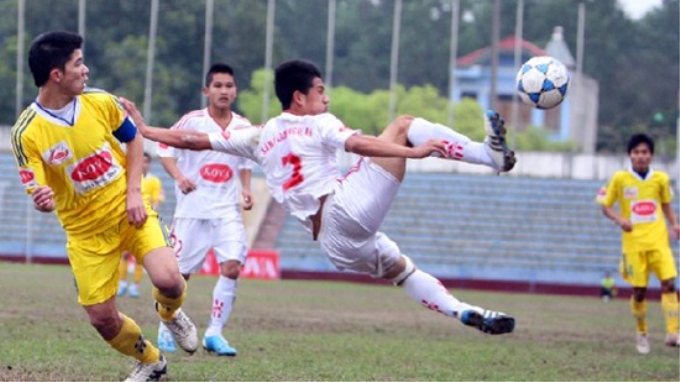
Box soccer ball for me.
[516,56,570,110]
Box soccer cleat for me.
[636,333,650,354]
[117,284,128,297]
[160,307,198,354]
[460,309,515,335]
[128,284,140,298]
[125,354,167,382]
[664,333,679,347]
[483,110,516,173]
[157,323,177,353]
[203,335,238,356]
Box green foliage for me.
[511,126,573,152]
[238,69,281,125]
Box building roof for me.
[545,26,576,69]
[457,36,547,67]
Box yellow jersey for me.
[11,89,130,238]
[597,169,673,253]
[142,173,164,207]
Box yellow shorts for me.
[620,248,678,287]
[67,212,171,306]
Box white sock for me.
[205,276,237,338]
[407,118,494,167]
[401,269,479,319]
[119,280,127,289]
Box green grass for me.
[0,263,678,381]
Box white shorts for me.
[171,216,247,274]
[318,157,403,278]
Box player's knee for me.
[661,279,676,293]
[633,288,647,302]
[221,261,241,280]
[154,272,185,298]
[392,115,415,134]
[87,310,121,338]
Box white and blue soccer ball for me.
[516,56,570,110]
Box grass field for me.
[0,263,678,381]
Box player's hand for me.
[242,190,254,210]
[672,224,680,240]
[126,188,148,228]
[176,176,196,194]
[409,139,447,158]
[32,185,56,213]
[119,98,147,133]
[617,218,633,232]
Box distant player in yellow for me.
[597,133,680,354]
[118,152,165,298]
[10,31,197,381]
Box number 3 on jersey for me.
[282,153,304,191]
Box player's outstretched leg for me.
[389,256,515,335]
[145,248,199,354]
[406,110,516,173]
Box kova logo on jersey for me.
[200,163,233,183]
[67,144,123,194]
[631,200,658,224]
[18,169,37,188]
[42,141,73,166]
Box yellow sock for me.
[630,297,648,334]
[153,278,187,321]
[107,314,160,363]
[661,292,679,334]
[133,264,144,284]
[118,259,129,282]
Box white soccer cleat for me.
[664,332,680,348]
[160,308,198,354]
[636,333,650,354]
[483,110,516,173]
[125,354,167,382]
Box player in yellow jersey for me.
[10,31,197,381]
[118,152,166,298]
[597,133,680,354]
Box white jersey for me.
[158,109,253,219]
[209,112,358,223]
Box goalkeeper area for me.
[0,263,677,381]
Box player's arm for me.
[159,156,197,194]
[239,164,253,210]
[601,206,632,232]
[661,203,680,239]
[345,134,446,158]
[11,127,54,213]
[120,98,211,150]
[597,175,631,232]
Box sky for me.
[618,0,663,19]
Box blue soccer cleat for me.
[157,323,177,353]
[203,335,238,356]
[127,284,140,298]
[461,309,515,335]
[117,283,127,298]
[483,110,516,172]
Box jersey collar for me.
[628,166,654,181]
[31,97,82,127]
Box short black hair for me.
[275,59,322,110]
[627,133,655,155]
[205,63,234,87]
[28,31,83,87]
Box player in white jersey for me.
[156,64,253,356]
[121,59,517,335]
